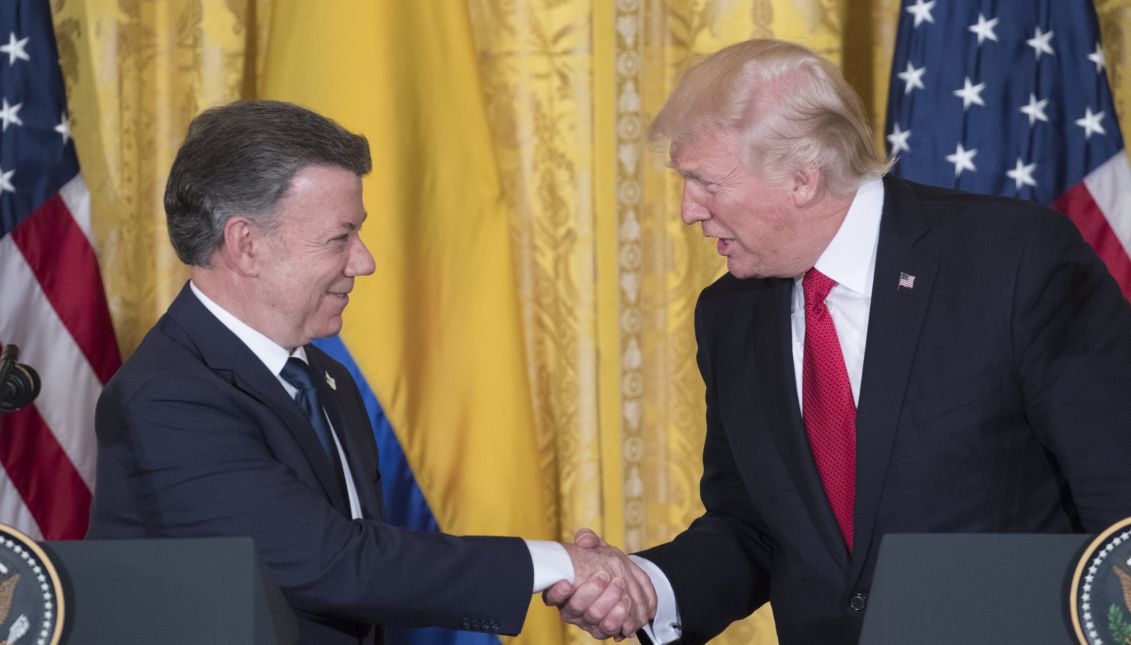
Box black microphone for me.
[0,344,41,413]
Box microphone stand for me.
[0,344,41,413]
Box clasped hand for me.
[544,528,657,640]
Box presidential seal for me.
[0,524,63,645]
[1071,516,1131,644]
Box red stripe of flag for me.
[1053,181,1131,301]
[10,193,121,384]
[0,400,91,539]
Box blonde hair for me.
[650,39,890,196]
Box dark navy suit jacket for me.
[638,176,1131,644]
[87,285,533,644]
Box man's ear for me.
[219,216,263,276]
[791,163,824,208]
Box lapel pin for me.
[898,272,916,290]
[324,371,336,390]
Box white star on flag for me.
[1087,43,1105,73]
[897,61,926,94]
[1075,107,1106,139]
[1020,93,1050,126]
[0,98,23,130]
[945,142,977,177]
[1027,27,1055,59]
[887,123,912,155]
[54,111,71,144]
[953,77,986,110]
[0,32,29,66]
[968,14,999,45]
[0,167,14,194]
[1006,158,1038,190]
[906,0,936,28]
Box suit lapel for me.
[744,280,851,572]
[307,350,386,521]
[232,360,353,515]
[166,285,352,514]
[851,177,937,581]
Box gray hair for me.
[650,39,889,196]
[164,99,372,266]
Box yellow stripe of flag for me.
[260,3,560,642]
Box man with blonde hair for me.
[548,38,1131,644]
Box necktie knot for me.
[804,268,837,309]
[279,357,334,461]
[280,357,316,393]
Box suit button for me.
[849,593,867,612]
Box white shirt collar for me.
[189,281,308,375]
[811,177,885,296]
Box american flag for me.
[885,0,1131,300]
[0,0,119,539]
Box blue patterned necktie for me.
[280,357,335,461]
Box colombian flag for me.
[260,3,561,644]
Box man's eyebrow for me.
[672,167,706,182]
[342,211,368,231]
[666,161,690,175]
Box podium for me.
[859,533,1090,644]
[44,537,298,644]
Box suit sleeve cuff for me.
[630,554,682,644]
[524,539,574,592]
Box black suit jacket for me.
[638,176,1131,644]
[87,284,534,644]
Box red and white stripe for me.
[0,174,119,540]
[1054,150,1131,300]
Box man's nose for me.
[681,184,709,225]
[347,235,376,277]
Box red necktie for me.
[802,268,856,551]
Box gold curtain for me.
[52,0,270,353]
[56,1,1131,644]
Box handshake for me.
[545,528,658,641]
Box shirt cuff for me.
[524,540,574,593]
[629,554,682,644]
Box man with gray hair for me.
[87,100,656,644]
[548,38,1131,644]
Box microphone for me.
[0,344,41,413]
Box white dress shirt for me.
[189,282,572,592]
[791,177,884,407]
[640,178,886,643]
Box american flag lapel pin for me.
[898,272,916,290]
[324,371,337,390]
